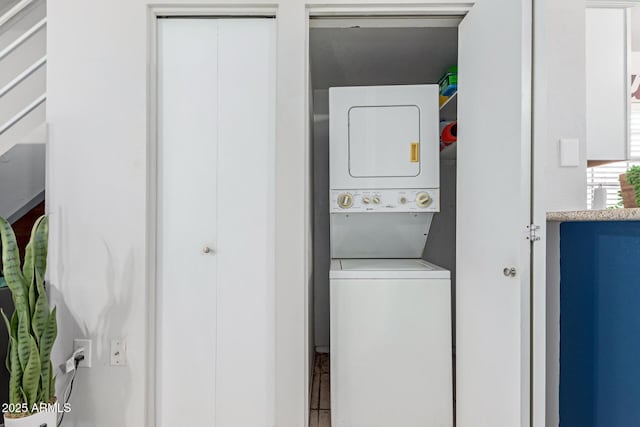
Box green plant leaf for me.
[4,337,9,374]
[0,217,28,309]
[7,336,22,405]
[32,272,49,345]
[40,357,50,403]
[18,386,27,409]
[16,308,33,370]
[50,372,55,399]
[22,216,48,293]
[48,361,54,400]
[39,308,57,402]
[16,310,31,371]
[6,310,18,377]
[35,268,48,308]
[2,309,13,373]
[1,308,12,336]
[28,272,36,317]
[22,337,41,407]
[24,216,47,318]
[10,311,17,338]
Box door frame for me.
[145,6,278,427]
[304,2,538,426]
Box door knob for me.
[202,246,214,255]
[503,267,516,277]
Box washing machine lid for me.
[330,259,450,280]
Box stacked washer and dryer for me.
[329,85,453,427]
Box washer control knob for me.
[362,197,371,204]
[399,196,408,205]
[416,192,432,208]
[373,196,381,204]
[337,193,353,209]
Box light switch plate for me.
[110,339,127,367]
[560,138,580,167]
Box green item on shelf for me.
[438,66,458,96]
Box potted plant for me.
[0,216,57,427]
[619,165,640,208]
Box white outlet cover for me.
[110,339,127,367]
[560,138,580,167]
[73,339,92,368]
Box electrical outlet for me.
[110,339,127,367]
[73,339,92,368]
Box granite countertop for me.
[547,208,640,222]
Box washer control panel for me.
[330,189,439,213]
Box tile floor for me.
[309,353,330,427]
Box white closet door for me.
[456,2,532,427]
[157,18,275,427]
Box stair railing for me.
[0,0,46,137]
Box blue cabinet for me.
[560,221,640,427]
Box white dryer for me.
[329,85,441,259]
[330,259,453,427]
[329,84,440,193]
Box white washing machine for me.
[329,85,453,426]
[330,259,453,427]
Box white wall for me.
[0,1,17,14]
[46,2,150,425]
[46,1,585,426]
[0,141,44,221]
[537,0,587,212]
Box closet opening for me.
[308,16,461,427]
